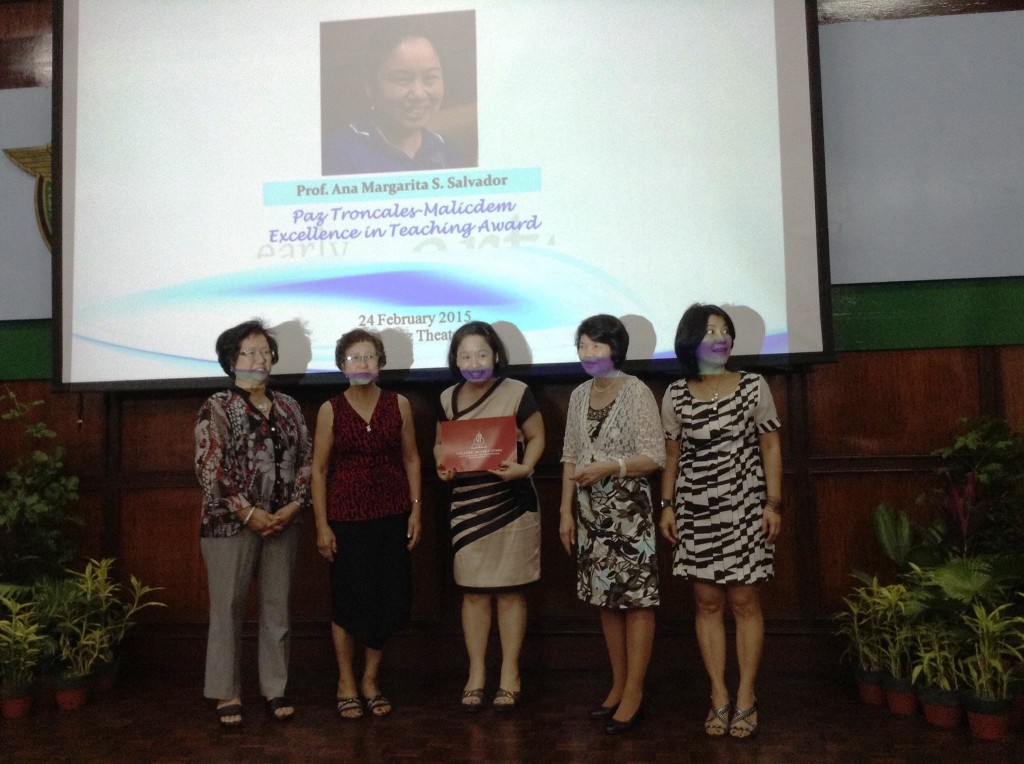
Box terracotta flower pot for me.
[882,675,918,717]
[54,675,90,711]
[917,687,962,729]
[854,668,886,706]
[1,695,33,719]
[964,695,1012,741]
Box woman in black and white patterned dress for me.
[658,304,782,740]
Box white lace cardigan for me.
[561,375,666,469]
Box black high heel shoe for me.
[588,703,618,720]
[605,702,644,734]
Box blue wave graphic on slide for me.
[71,248,657,376]
[258,269,514,307]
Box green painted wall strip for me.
[0,320,51,380]
[832,278,1024,351]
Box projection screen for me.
[56,0,830,388]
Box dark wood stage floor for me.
[3,635,1019,764]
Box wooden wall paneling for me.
[0,1,51,89]
[807,349,981,457]
[120,393,209,475]
[998,346,1024,430]
[68,489,104,563]
[814,472,934,614]
[0,1,50,37]
[119,487,210,623]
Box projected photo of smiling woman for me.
[321,12,478,176]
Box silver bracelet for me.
[242,506,256,525]
[617,457,627,479]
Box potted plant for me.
[909,619,964,727]
[0,594,46,719]
[903,555,1015,728]
[872,582,918,716]
[39,558,164,706]
[835,575,887,705]
[0,387,81,588]
[960,600,1024,740]
[72,557,164,692]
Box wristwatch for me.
[659,498,673,509]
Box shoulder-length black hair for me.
[674,303,737,380]
[215,319,279,378]
[574,314,628,369]
[446,321,508,378]
[334,328,387,371]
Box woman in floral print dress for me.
[560,314,665,734]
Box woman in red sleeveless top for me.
[311,329,422,719]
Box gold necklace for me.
[593,375,617,393]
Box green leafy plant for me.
[927,417,1024,557]
[33,559,164,678]
[874,582,913,679]
[872,504,944,571]
[71,557,166,662]
[909,619,964,692]
[960,600,1024,701]
[0,595,46,695]
[0,386,81,585]
[905,556,1016,693]
[835,574,886,674]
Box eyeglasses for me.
[238,348,273,359]
[345,353,379,364]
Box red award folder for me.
[439,416,517,473]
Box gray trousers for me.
[200,524,299,700]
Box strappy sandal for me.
[729,701,758,739]
[492,688,521,712]
[365,694,392,717]
[217,703,243,729]
[336,696,364,720]
[704,700,731,737]
[460,688,485,713]
[265,696,294,722]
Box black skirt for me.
[329,513,411,650]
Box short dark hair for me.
[335,329,387,371]
[674,303,737,380]
[215,319,279,378]
[361,25,439,84]
[574,314,628,369]
[446,321,508,378]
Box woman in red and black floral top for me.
[195,319,312,728]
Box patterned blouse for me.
[195,386,312,538]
